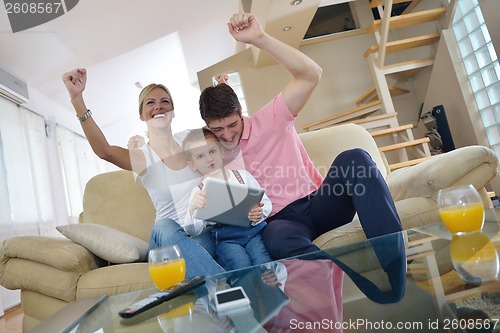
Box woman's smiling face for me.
[140,87,174,121]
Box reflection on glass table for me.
[31,211,500,333]
[405,209,500,333]
[40,229,406,333]
[194,230,406,333]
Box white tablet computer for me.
[192,177,265,227]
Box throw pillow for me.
[56,224,148,263]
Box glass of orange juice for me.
[437,184,485,234]
[148,245,186,290]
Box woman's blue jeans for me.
[148,218,225,278]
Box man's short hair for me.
[199,83,241,122]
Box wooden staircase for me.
[303,100,383,131]
[371,123,434,170]
[333,112,399,130]
[355,86,409,105]
[302,0,448,170]
[366,7,447,33]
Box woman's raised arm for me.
[62,68,145,172]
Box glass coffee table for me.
[31,210,500,333]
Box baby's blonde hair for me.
[182,127,219,160]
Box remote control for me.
[119,275,205,318]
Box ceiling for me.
[0,0,241,143]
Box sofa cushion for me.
[313,219,365,249]
[56,224,148,264]
[0,236,99,273]
[21,290,68,324]
[394,197,439,229]
[76,263,154,299]
[1,258,80,302]
[299,124,388,178]
[82,170,156,242]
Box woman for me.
[62,68,224,278]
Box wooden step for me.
[367,8,447,33]
[331,112,399,132]
[369,0,412,8]
[384,57,434,81]
[379,137,430,153]
[402,0,423,15]
[370,124,413,137]
[356,86,409,105]
[387,66,433,81]
[356,87,378,105]
[384,57,434,75]
[364,33,441,57]
[302,100,382,131]
[389,155,435,171]
[334,112,398,126]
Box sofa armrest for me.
[1,236,102,273]
[0,236,104,302]
[386,145,498,201]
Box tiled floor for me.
[0,306,23,333]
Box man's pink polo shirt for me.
[226,93,323,217]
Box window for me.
[0,99,44,224]
[305,2,357,39]
[0,97,54,238]
[0,128,12,227]
[56,126,113,223]
[451,0,500,158]
[24,110,55,227]
[212,72,248,117]
[0,95,111,240]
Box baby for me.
[181,128,272,270]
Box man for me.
[203,12,403,259]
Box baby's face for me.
[187,138,224,175]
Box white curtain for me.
[23,110,56,234]
[56,126,84,224]
[55,125,113,224]
[0,97,52,239]
[0,96,114,241]
[0,114,12,230]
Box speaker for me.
[431,105,455,152]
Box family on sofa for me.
[62,11,403,278]
[2,10,498,331]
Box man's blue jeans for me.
[211,222,271,270]
[263,148,403,259]
[148,218,225,278]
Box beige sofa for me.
[1,124,498,331]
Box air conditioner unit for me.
[0,64,29,104]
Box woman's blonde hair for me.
[138,83,174,115]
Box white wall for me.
[420,31,500,194]
[0,286,20,314]
[199,0,441,135]
[478,0,500,193]
[479,0,500,59]
[198,0,499,192]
